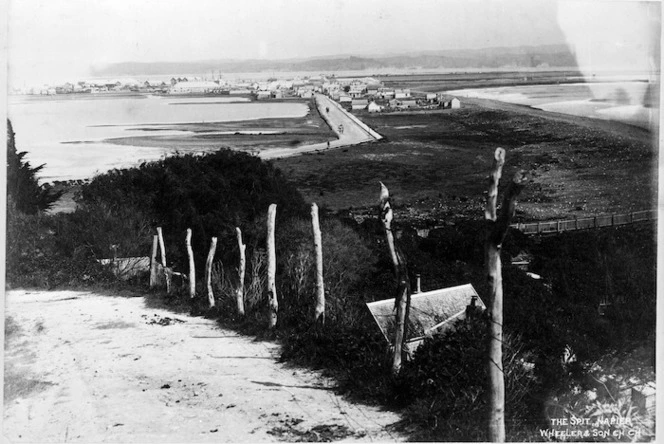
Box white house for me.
[450,97,461,109]
[367,101,383,113]
[426,93,437,101]
[339,95,352,103]
[394,89,411,99]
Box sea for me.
[446,80,658,130]
[8,94,308,181]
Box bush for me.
[400,315,539,441]
[6,207,118,288]
[275,217,377,327]
[81,150,308,276]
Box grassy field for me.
[272,98,656,225]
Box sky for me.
[6,0,661,87]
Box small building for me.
[351,99,369,110]
[256,90,272,100]
[394,88,411,99]
[450,97,461,109]
[426,93,437,102]
[339,95,352,103]
[366,284,485,354]
[169,81,221,95]
[366,84,381,96]
[399,99,418,109]
[367,101,383,113]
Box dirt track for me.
[4,290,403,443]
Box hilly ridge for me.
[92,44,577,77]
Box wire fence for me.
[511,209,657,235]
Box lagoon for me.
[8,94,308,181]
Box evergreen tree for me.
[6,119,62,214]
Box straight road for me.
[4,290,404,443]
[259,94,381,159]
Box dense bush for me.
[6,150,308,290]
[81,149,308,275]
[6,209,118,288]
[400,315,538,441]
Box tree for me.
[6,119,62,214]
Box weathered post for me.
[267,204,278,329]
[379,182,411,376]
[156,227,171,293]
[485,148,527,442]
[150,234,159,287]
[235,227,246,316]
[311,203,325,324]
[186,229,196,299]
[205,237,218,308]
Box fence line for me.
[510,209,657,235]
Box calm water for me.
[447,81,658,129]
[8,94,308,181]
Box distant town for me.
[11,74,462,112]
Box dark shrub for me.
[81,150,307,276]
[400,315,538,441]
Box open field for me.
[272,98,656,224]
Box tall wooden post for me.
[267,204,278,329]
[379,182,411,376]
[150,235,159,287]
[485,148,527,442]
[186,229,196,299]
[205,237,218,308]
[236,227,246,316]
[311,203,325,323]
[157,227,171,293]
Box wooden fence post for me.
[236,227,246,316]
[186,229,196,299]
[485,148,527,443]
[379,182,411,376]
[311,203,325,324]
[267,204,278,329]
[150,235,159,287]
[156,227,171,293]
[205,237,218,308]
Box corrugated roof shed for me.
[366,284,485,345]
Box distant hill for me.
[92,44,577,77]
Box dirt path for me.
[4,290,404,443]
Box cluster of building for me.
[11,73,461,112]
